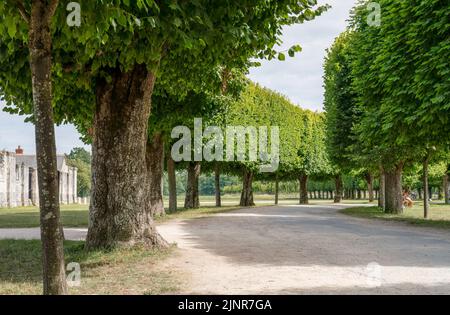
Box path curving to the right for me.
[158,203,450,295]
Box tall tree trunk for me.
[86,65,167,250]
[167,156,177,213]
[29,0,67,295]
[384,163,403,214]
[423,157,430,219]
[299,174,309,205]
[146,133,165,217]
[334,174,343,203]
[378,166,386,210]
[240,169,255,207]
[366,173,374,202]
[185,162,201,209]
[275,175,279,205]
[444,173,449,205]
[215,164,221,207]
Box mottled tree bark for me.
[86,65,167,250]
[365,173,374,202]
[444,173,449,205]
[384,163,403,214]
[334,174,343,203]
[275,176,279,205]
[29,0,67,295]
[146,133,165,217]
[240,169,255,207]
[215,164,221,207]
[423,157,430,219]
[299,174,309,205]
[167,156,177,213]
[378,166,385,210]
[184,162,201,209]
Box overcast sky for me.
[249,0,356,110]
[0,0,356,154]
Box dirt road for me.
[157,204,450,294]
[2,203,450,294]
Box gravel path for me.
[0,227,87,241]
[2,203,450,294]
[157,204,450,294]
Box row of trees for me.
[145,81,331,214]
[324,0,450,215]
[0,0,329,294]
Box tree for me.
[323,32,361,203]
[146,132,165,216]
[1,1,328,249]
[296,111,330,204]
[67,147,91,197]
[349,0,450,214]
[0,0,67,294]
[166,155,177,212]
[445,164,450,205]
[67,147,91,164]
[151,83,233,210]
[224,83,330,206]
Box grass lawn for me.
[341,202,450,230]
[0,240,178,295]
[0,204,89,228]
[0,196,264,295]
[0,204,248,228]
[0,194,275,228]
[0,195,376,228]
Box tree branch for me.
[46,0,59,22]
[13,0,30,24]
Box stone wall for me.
[0,151,16,208]
[0,151,78,208]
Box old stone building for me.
[0,146,78,208]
